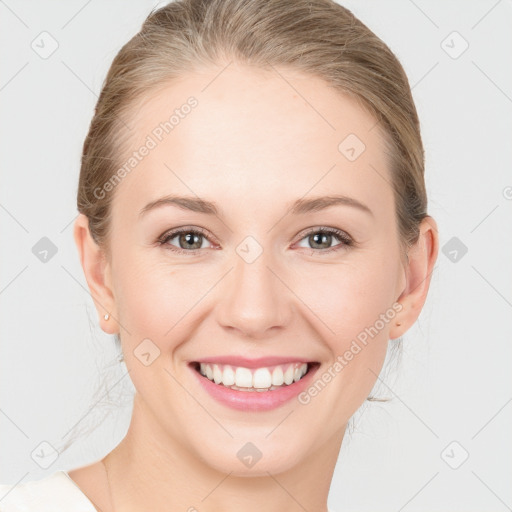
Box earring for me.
[104,313,110,321]
[396,322,401,326]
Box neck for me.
[104,393,344,512]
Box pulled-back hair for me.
[78,0,427,262]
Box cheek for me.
[293,260,396,416]
[295,256,399,344]
[299,256,397,373]
[112,253,216,346]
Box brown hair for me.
[78,0,427,263]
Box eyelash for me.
[157,225,354,256]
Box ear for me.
[389,216,439,340]
[73,213,118,334]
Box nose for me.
[216,243,292,339]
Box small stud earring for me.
[396,322,401,326]
[104,313,110,321]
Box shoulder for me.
[0,471,97,512]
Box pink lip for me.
[189,362,320,412]
[190,355,314,369]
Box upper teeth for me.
[198,362,308,389]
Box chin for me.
[197,438,307,477]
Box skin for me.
[71,62,438,512]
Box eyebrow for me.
[139,194,374,218]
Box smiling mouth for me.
[190,361,320,392]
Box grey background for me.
[1,1,511,510]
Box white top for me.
[0,470,336,511]
[0,471,97,511]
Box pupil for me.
[311,233,330,249]
[181,232,201,249]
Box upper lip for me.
[190,355,317,369]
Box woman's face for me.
[88,63,411,475]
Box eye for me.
[295,227,354,255]
[157,226,216,255]
[157,225,354,256]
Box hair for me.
[61,0,428,456]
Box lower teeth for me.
[226,384,283,392]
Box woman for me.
[0,0,438,510]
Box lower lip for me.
[189,363,320,412]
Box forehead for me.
[111,63,394,224]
